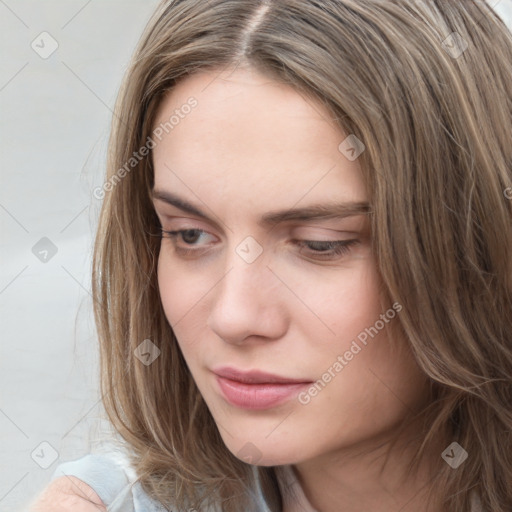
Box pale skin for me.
[31,64,438,512]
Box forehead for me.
[151,66,367,213]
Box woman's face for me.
[152,65,428,466]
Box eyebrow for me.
[151,189,372,228]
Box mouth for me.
[212,366,313,410]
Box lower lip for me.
[215,375,310,410]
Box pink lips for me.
[213,366,312,410]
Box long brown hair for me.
[91,1,512,510]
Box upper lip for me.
[212,366,312,384]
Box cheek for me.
[157,251,220,373]
[157,250,210,327]
[300,258,384,340]
[296,259,420,410]
[302,274,426,445]
[157,253,182,325]
[157,252,200,350]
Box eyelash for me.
[158,228,359,260]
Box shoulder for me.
[29,475,107,512]
[48,446,273,512]
[49,447,138,511]
[48,442,172,512]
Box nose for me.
[206,253,288,346]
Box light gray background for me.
[0,2,160,511]
[1,1,511,511]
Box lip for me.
[212,366,312,410]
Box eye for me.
[293,239,360,260]
[158,228,361,262]
[159,228,216,256]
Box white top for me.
[49,444,482,511]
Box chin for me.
[218,432,305,467]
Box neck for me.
[291,421,443,512]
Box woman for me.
[30,0,512,511]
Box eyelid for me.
[295,216,369,231]
[156,214,216,232]
[293,228,363,238]
[290,224,368,240]
[154,203,370,230]
[153,203,226,233]
[157,217,366,242]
